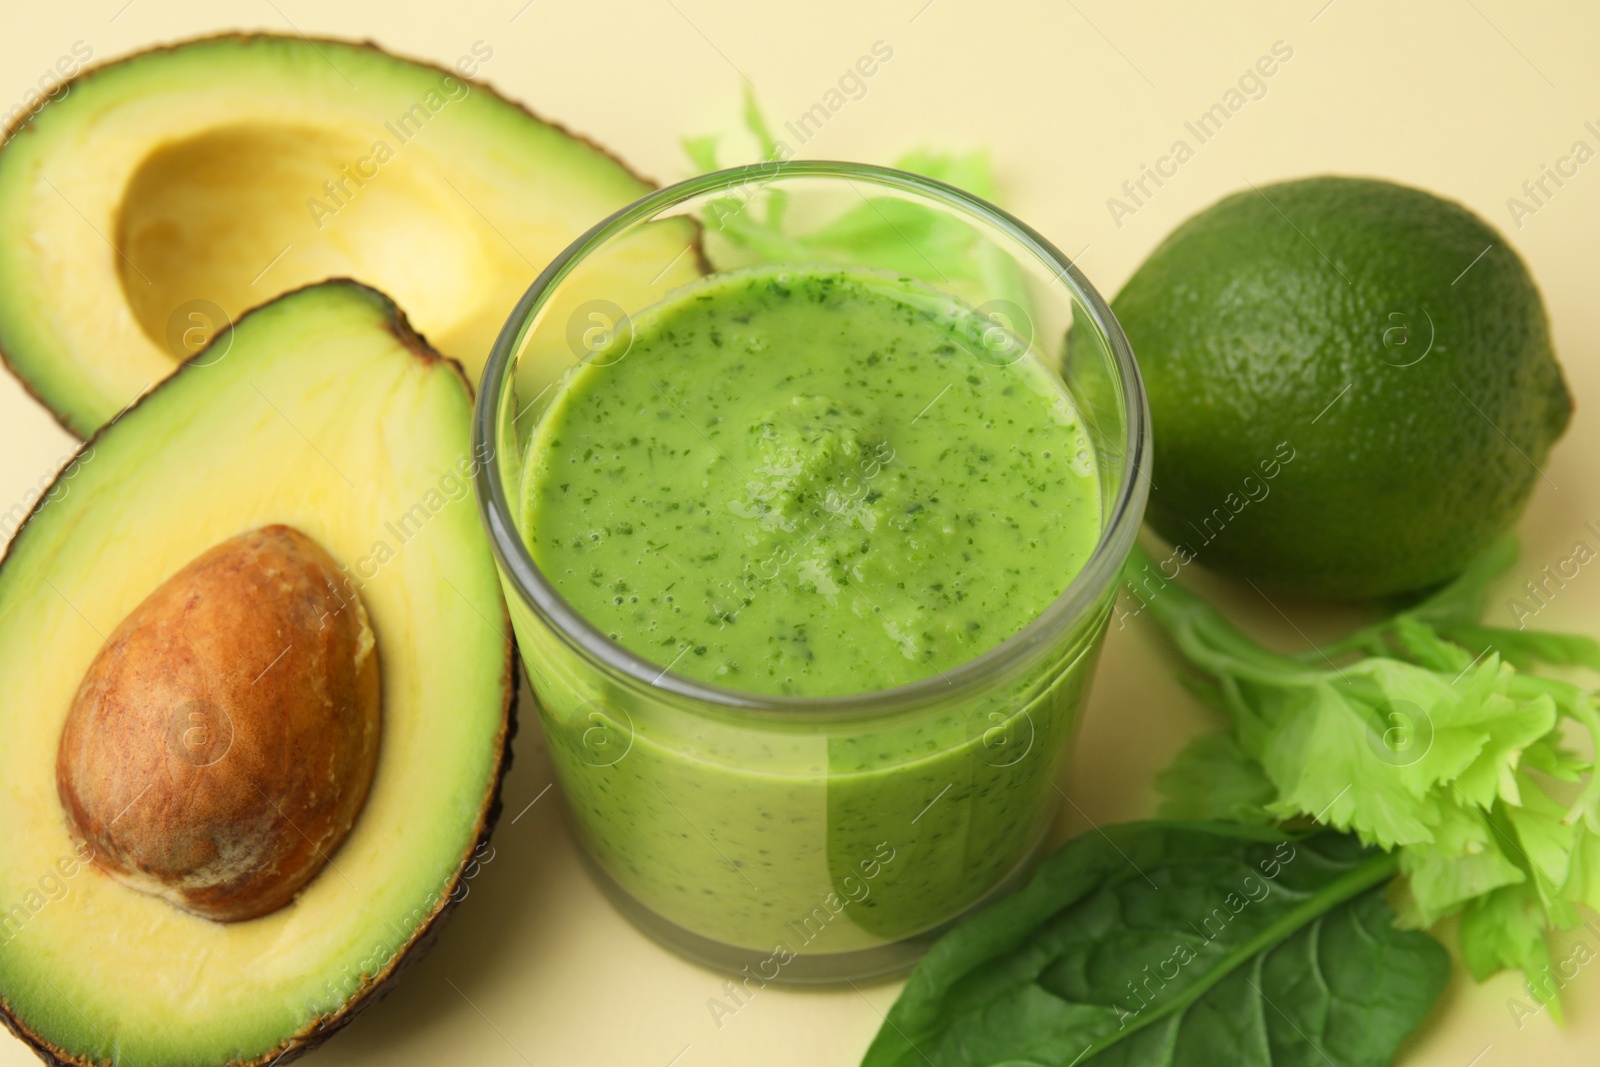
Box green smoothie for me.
[517,266,1109,954]
[525,268,1100,694]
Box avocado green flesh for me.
[0,282,510,1066]
[0,34,698,437]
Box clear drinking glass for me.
[473,162,1149,983]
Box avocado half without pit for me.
[0,33,700,437]
[0,281,514,1067]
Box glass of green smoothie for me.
[474,161,1149,983]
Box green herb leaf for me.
[1399,535,1520,628]
[1126,538,1600,1000]
[1435,622,1600,674]
[740,84,783,163]
[681,134,722,175]
[1128,549,1557,851]
[1155,732,1275,824]
[860,824,1446,1067]
[1458,880,1554,993]
[682,97,1028,315]
[1396,802,1523,922]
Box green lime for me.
[1113,176,1572,598]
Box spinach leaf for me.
[860,823,1447,1067]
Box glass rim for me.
[472,160,1150,718]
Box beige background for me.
[4,1,1600,1064]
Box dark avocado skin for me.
[0,281,521,1067]
[1113,175,1572,599]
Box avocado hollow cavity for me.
[55,524,381,923]
[114,121,480,365]
[0,34,705,438]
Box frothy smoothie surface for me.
[523,267,1102,697]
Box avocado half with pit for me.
[0,33,699,437]
[0,280,514,1065]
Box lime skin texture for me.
[1113,175,1571,599]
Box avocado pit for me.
[55,524,381,922]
